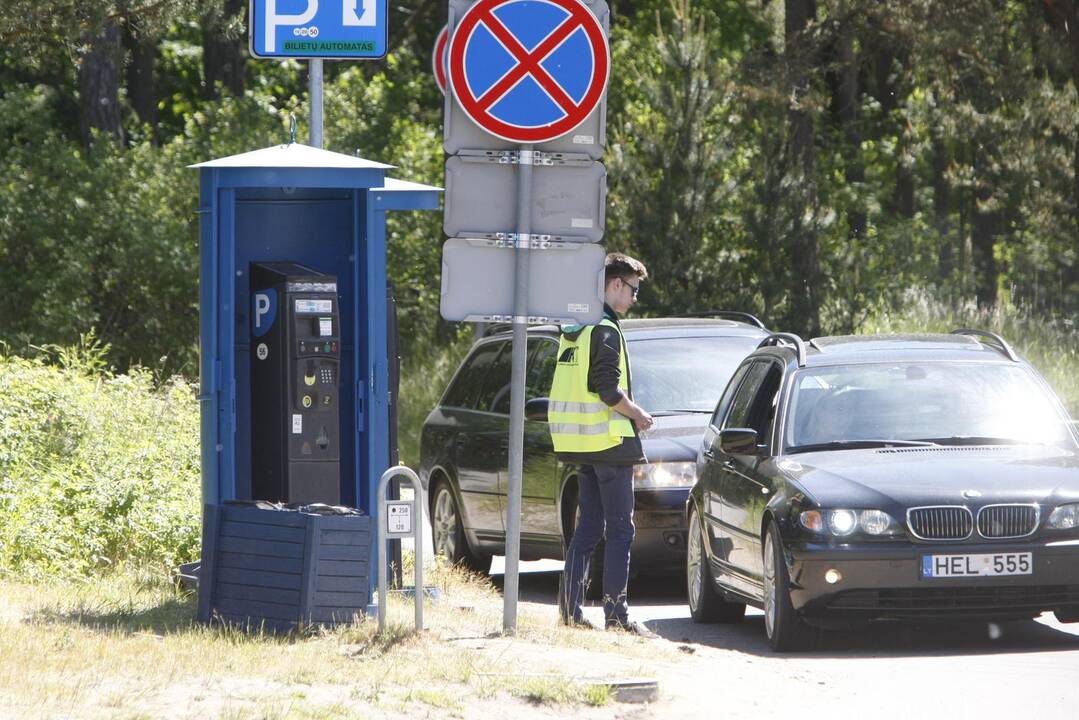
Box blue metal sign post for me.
[249,0,389,59]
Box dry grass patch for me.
[0,559,666,719]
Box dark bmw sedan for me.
[419,315,770,580]
[686,330,1079,650]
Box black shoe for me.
[607,620,657,638]
[564,617,600,630]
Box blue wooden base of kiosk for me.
[197,503,371,633]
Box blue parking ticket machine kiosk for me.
[191,143,439,617]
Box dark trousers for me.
[559,463,635,627]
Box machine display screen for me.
[295,299,332,314]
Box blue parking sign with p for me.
[249,0,388,59]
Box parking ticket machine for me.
[250,262,341,505]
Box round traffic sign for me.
[447,0,610,144]
[432,25,449,95]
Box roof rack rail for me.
[670,310,768,330]
[951,328,1019,362]
[481,322,512,337]
[757,333,807,367]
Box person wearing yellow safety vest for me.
[550,253,656,636]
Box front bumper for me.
[788,538,1079,621]
[630,487,689,574]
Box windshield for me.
[630,336,760,413]
[784,362,1075,451]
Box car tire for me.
[431,480,491,574]
[687,507,745,623]
[762,520,808,651]
[1054,608,1079,624]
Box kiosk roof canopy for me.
[189,142,395,170]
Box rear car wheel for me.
[432,480,491,574]
[687,508,745,623]
[763,520,808,651]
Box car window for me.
[710,362,752,429]
[442,342,502,409]
[526,338,558,400]
[785,361,1076,449]
[629,335,762,413]
[745,363,783,442]
[481,343,513,414]
[722,361,771,430]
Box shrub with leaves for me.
[0,344,200,580]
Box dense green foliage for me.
[0,339,201,579]
[0,0,1076,370]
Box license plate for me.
[922,552,1033,578]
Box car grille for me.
[978,504,1039,539]
[827,586,1079,616]
[907,506,973,540]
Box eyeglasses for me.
[622,278,640,299]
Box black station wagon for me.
[686,330,1079,650]
[419,315,770,581]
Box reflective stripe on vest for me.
[547,318,634,453]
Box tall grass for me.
[863,289,1079,416]
[397,335,474,467]
[0,342,201,580]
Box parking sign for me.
[249,0,389,59]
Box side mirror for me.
[525,397,549,422]
[720,428,759,455]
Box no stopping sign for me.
[447,0,610,144]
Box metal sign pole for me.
[309,59,324,148]
[503,144,533,634]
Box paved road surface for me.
[487,557,1079,718]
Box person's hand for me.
[635,408,654,431]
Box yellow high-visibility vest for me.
[548,318,635,453]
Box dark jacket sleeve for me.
[587,325,625,407]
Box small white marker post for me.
[377,466,424,632]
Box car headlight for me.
[798,508,899,536]
[859,509,897,536]
[1047,503,1079,530]
[633,461,696,488]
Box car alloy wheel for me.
[762,521,807,651]
[687,508,745,623]
[687,511,704,614]
[762,530,777,637]
[433,485,458,560]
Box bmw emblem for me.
[962,489,982,499]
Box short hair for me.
[604,252,648,284]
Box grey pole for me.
[309,59,324,148]
[503,144,534,634]
[377,466,424,633]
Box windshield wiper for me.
[787,439,938,454]
[914,436,1035,446]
